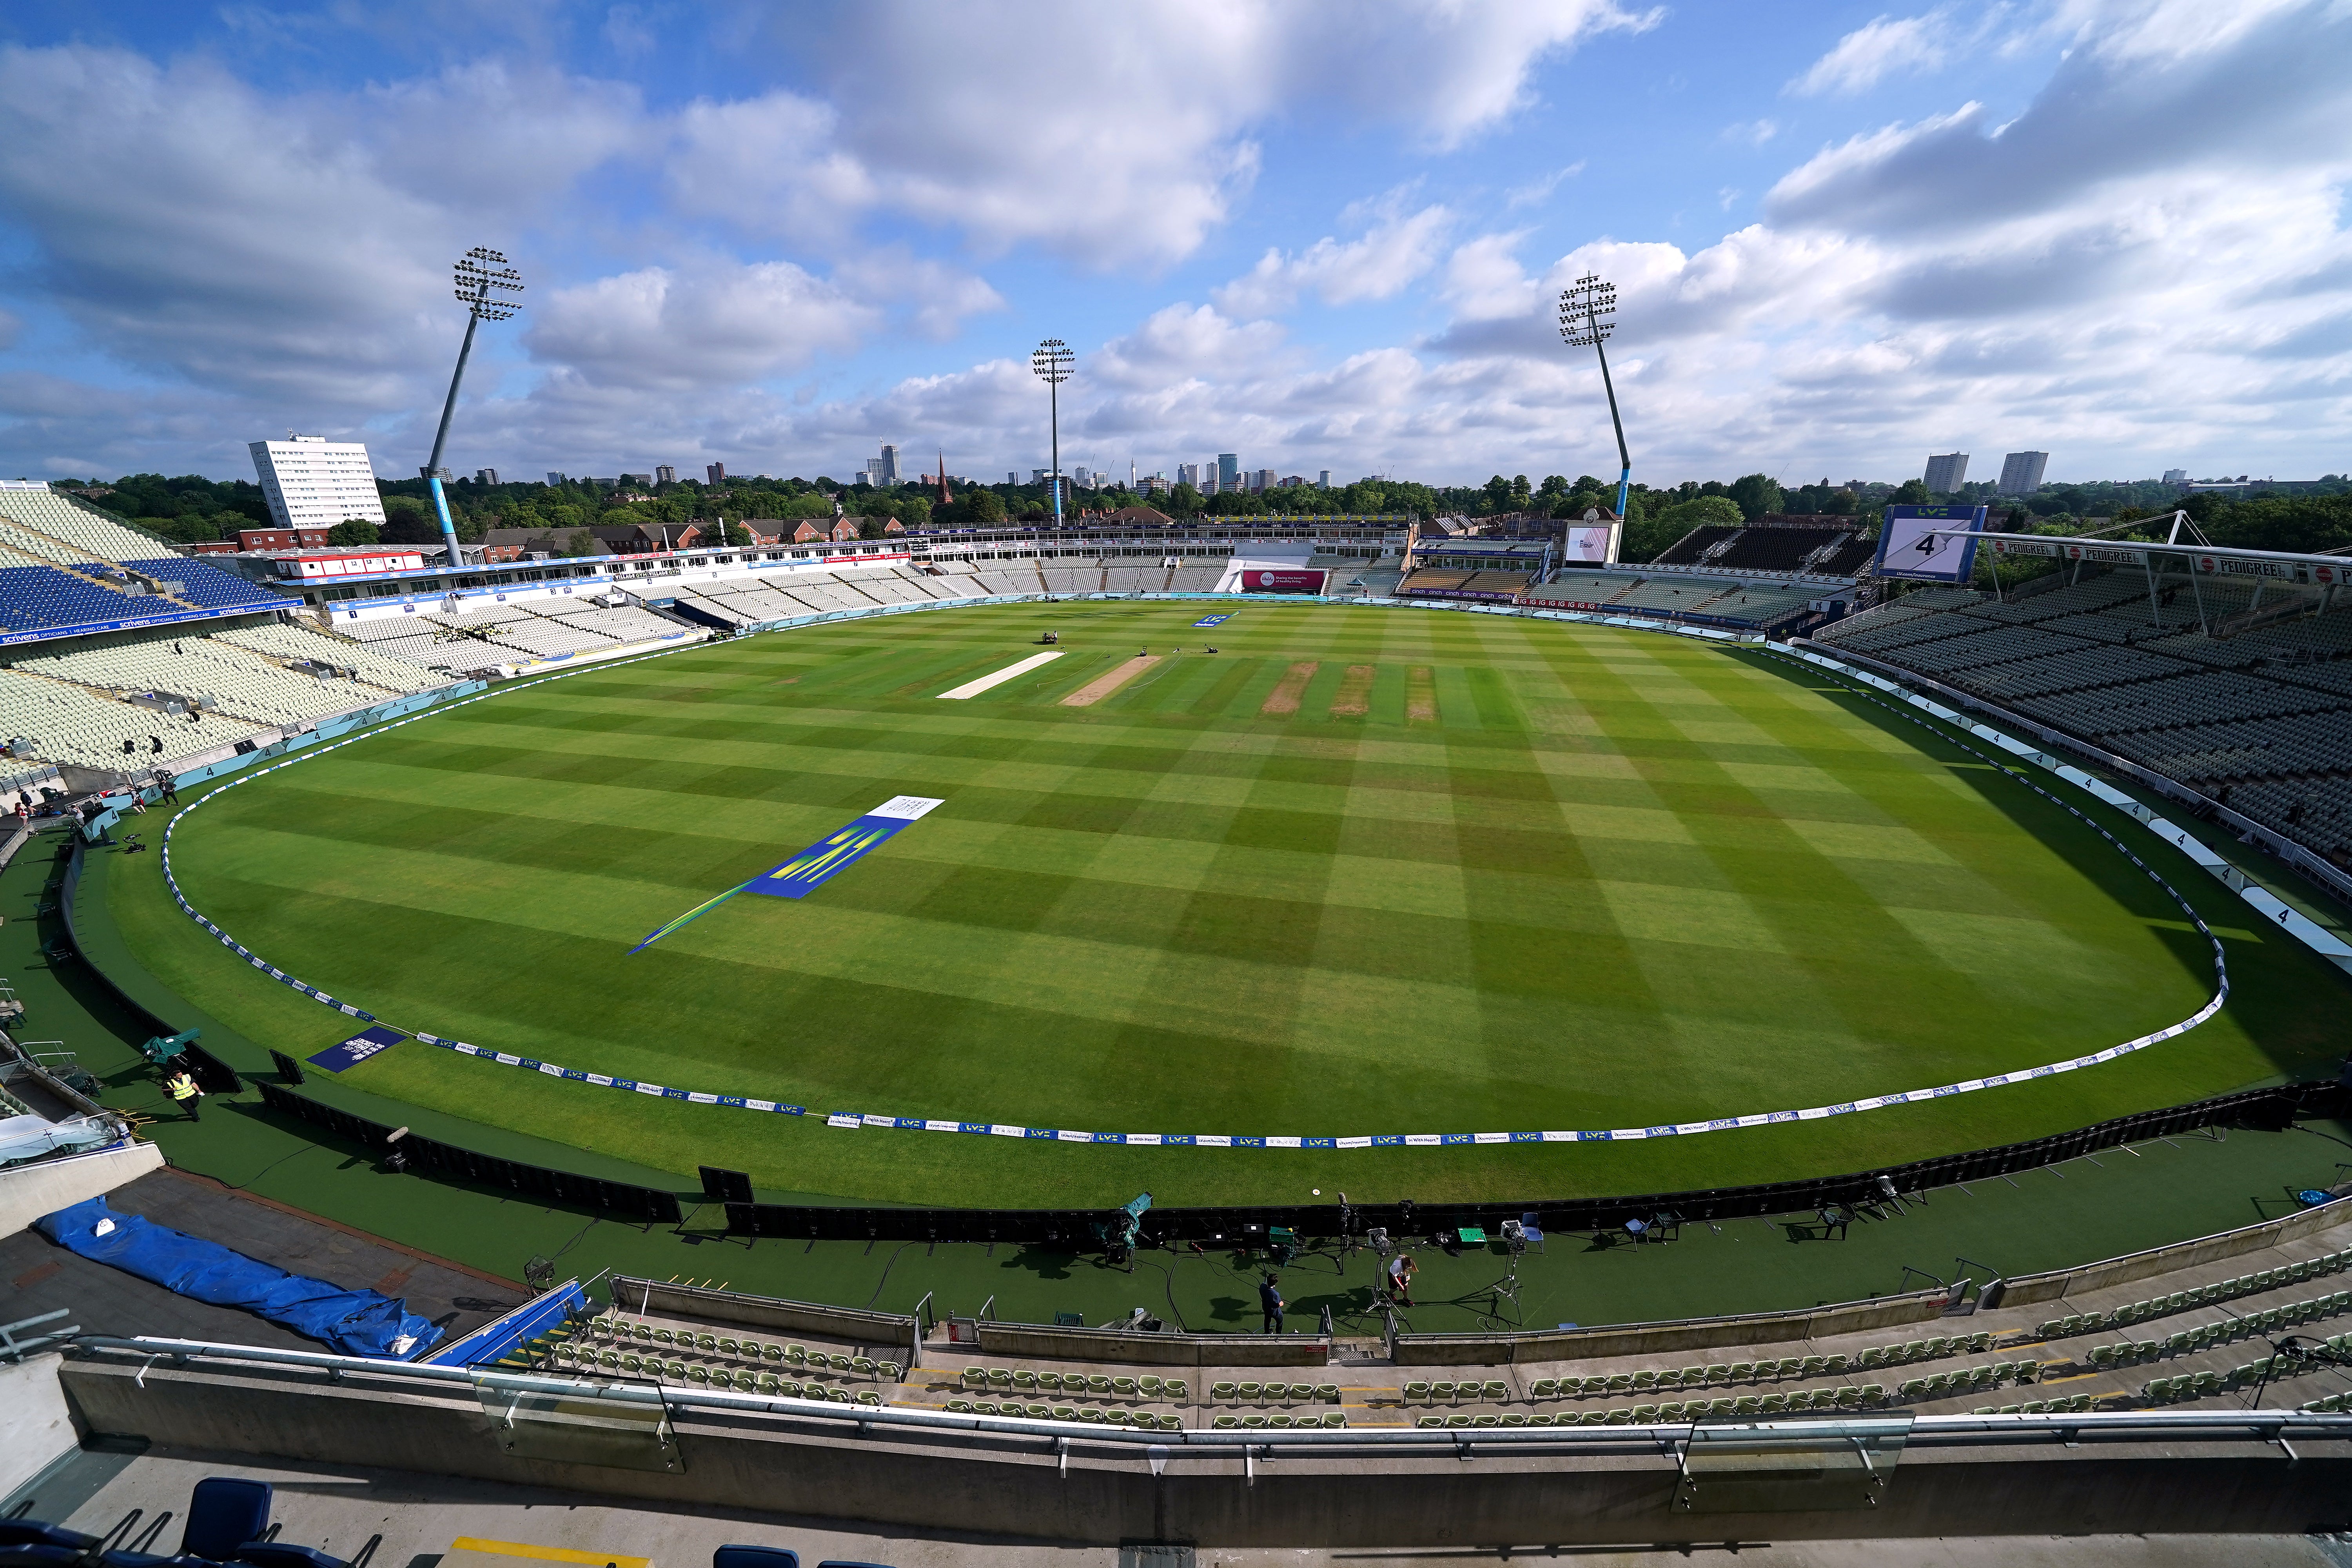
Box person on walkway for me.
[1387,1252,1417,1307]
[1259,1271,1285,1334]
[165,1069,203,1122]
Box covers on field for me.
[35,1196,442,1358]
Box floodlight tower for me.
[1558,274,1630,521]
[1030,338,1074,526]
[422,248,524,568]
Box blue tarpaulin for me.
[35,1196,443,1358]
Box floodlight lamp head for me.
[1557,273,1617,347]
[1031,338,1074,384]
[454,247,525,321]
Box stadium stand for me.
[1817,567,2352,868]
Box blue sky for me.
[0,0,2345,489]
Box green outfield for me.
[111,601,2349,1209]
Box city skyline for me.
[0,3,2345,489]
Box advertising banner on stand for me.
[1242,569,1328,593]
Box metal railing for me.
[70,1334,2352,1456]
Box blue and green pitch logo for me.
[631,795,943,953]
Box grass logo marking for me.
[630,795,946,951]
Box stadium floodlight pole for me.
[1031,338,1074,527]
[1558,274,1630,522]
[423,248,524,570]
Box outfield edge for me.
[148,596,2254,1152]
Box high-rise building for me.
[1008,471,1019,486]
[1318,470,1332,489]
[1217,454,1239,491]
[1996,452,2048,495]
[655,465,677,486]
[1254,468,1277,493]
[706,462,727,485]
[864,459,886,486]
[1177,462,1200,489]
[2163,468,2188,486]
[1924,453,1969,493]
[547,472,567,485]
[474,468,499,485]
[248,435,386,530]
[878,445,899,485]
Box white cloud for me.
[1789,10,1956,97]
[1506,162,1587,208]
[525,262,880,391]
[1214,200,1453,318]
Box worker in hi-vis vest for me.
[165,1068,202,1122]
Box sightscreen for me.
[1873,505,1988,583]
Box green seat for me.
[717,1338,739,1356]
[962,1367,988,1388]
[1602,1409,1630,1425]
[1706,1364,1733,1383]
[1733,1396,1760,1416]
[987,1369,1013,1389]
[1087,1375,1114,1395]
[1416,1415,1444,1428]
[1288,1383,1316,1401]
[1556,1375,1585,1397]
[1835,1386,1862,1408]
[946,1399,971,1413]
[1240,1381,1265,1400]
[1218,1415,1242,1429]
[1214,1381,1239,1399]
[1757,1394,1785,1414]
[1657,1402,1684,1420]
[1401,1381,1428,1402]
[1430,1381,1457,1401]
[1139,1376,1163,1396]
[1011,1369,1037,1390]
[1531,1378,1558,1399]
[1579,1410,1606,1425]
[1500,1412,1527,1426]
[1165,1380,1189,1400]
[1446,1413,1472,1428]
[1111,1377,1138,1397]
[1728,1362,1755,1381]
[1322,1412,1347,1428]
[856,1389,881,1407]
[1822,1354,1849,1375]
[1315,1383,1340,1402]
[1052,1405,1077,1420]
[1482,1380,1507,1401]
[1472,1414,1499,1428]
[1524,1412,1552,1426]
[1267,1414,1290,1429]
[1078,1408,1104,1425]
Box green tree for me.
[379,495,439,544]
[1891,478,1933,506]
[326,519,378,545]
[1165,482,1204,516]
[1728,474,1785,520]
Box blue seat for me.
[713,1550,799,1568]
[0,1546,88,1568]
[0,1526,98,1551]
[236,1545,347,1568]
[181,1478,273,1562]
[816,1562,895,1568]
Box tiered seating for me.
[1169,564,1225,591]
[214,622,440,693]
[547,1310,896,1404]
[0,563,152,634]
[0,668,265,769]
[1711,527,1854,575]
[118,556,287,612]
[953,1364,1190,1430]
[13,628,420,730]
[1651,525,1739,566]
[1818,570,2352,862]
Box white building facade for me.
[1997,452,2049,495]
[249,436,387,531]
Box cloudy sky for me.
[0,0,2345,490]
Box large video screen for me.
[1874,505,1987,583]
[1559,522,1619,564]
